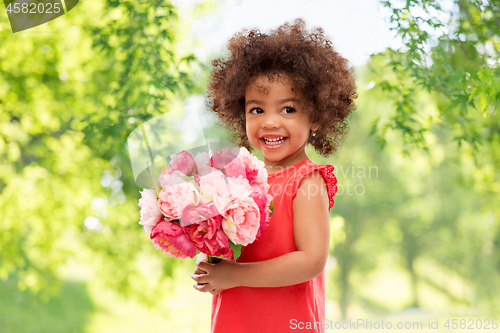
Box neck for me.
[264,147,309,174]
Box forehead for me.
[245,73,296,96]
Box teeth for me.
[263,137,285,145]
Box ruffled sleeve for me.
[292,163,337,210]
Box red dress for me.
[210,159,337,333]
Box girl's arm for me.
[191,171,330,294]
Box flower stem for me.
[207,256,221,263]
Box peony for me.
[138,188,164,233]
[249,184,272,238]
[223,156,247,179]
[138,146,272,261]
[159,151,196,188]
[159,169,187,189]
[238,147,267,183]
[181,204,231,257]
[214,193,261,246]
[199,171,253,206]
[158,180,200,219]
[169,150,196,176]
[150,221,198,259]
[180,203,220,227]
[194,151,213,176]
[210,148,238,171]
[197,169,226,204]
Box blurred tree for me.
[369,0,500,313]
[373,0,500,152]
[372,0,500,215]
[0,0,209,301]
[313,58,497,317]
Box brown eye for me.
[281,106,296,114]
[250,108,264,114]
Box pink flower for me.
[237,147,268,184]
[172,150,197,175]
[198,169,226,204]
[158,180,200,219]
[211,148,263,183]
[159,169,186,188]
[161,150,196,179]
[214,194,261,246]
[249,184,272,238]
[138,188,164,233]
[150,221,198,259]
[181,204,231,257]
[194,152,213,176]
[210,148,238,170]
[199,171,253,206]
[224,157,247,179]
[216,147,267,184]
[180,204,220,226]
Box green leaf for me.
[181,175,198,189]
[369,116,380,136]
[229,241,242,261]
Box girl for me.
[191,18,356,332]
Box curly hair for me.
[206,18,357,156]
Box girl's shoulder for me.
[292,160,337,210]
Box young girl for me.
[191,19,356,332]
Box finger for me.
[194,283,214,293]
[191,273,210,284]
[196,261,213,271]
[193,267,207,275]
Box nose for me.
[261,112,280,129]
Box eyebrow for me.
[245,98,300,106]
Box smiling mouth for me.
[262,137,287,146]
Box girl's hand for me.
[193,253,208,276]
[191,257,239,295]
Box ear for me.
[310,123,319,132]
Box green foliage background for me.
[0,0,499,332]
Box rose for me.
[138,188,164,233]
[214,193,261,246]
[150,220,198,259]
[158,180,200,219]
[181,204,231,257]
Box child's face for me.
[245,73,316,167]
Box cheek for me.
[245,118,255,136]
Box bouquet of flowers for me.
[137,147,273,262]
